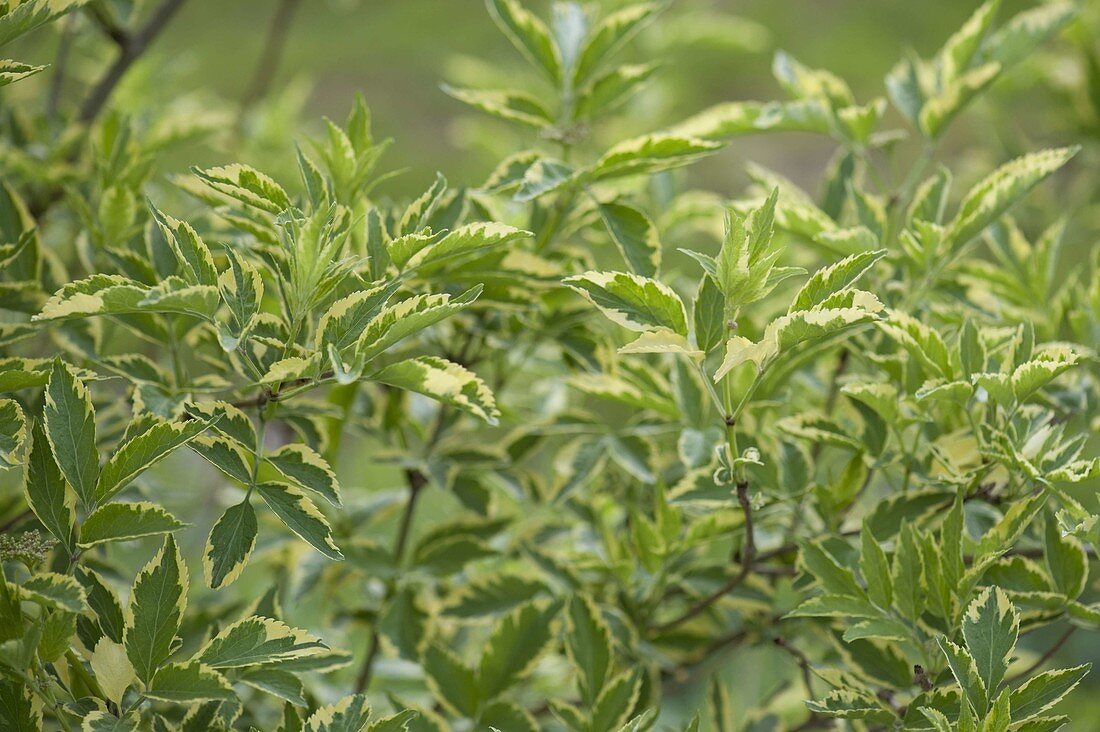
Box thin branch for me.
[240,0,302,110]
[1009,626,1076,683]
[774,635,815,699]
[79,0,189,123]
[352,406,449,694]
[351,467,425,694]
[653,480,755,633]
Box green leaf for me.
[370,356,499,425]
[442,574,549,618]
[23,421,75,549]
[193,164,291,214]
[79,501,187,547]
[789,250,886,312]
[584,134,722,181]
[423,643,480,717]
[591,671,643,732]
[485,0,561,82]
[89,638,136,706]
[20,572,85,612]
[693,275,725,355]
[43,360,98,506]
[77,568,125,643]
[0,397,25,469]
[598,201,661,277]
[146,661,234,703]
[892,522,927,621]
[125,535,188,683]
[985,3,1077,69]
[82,711,142,731]
[920,62,1000,139]
[266,444,342,506]
[947,147,1078,248]
[513,158,575,202]
[938,637,987,715]
[96,418,213,503]
[1044,513,1087,599]
[799,541,863,597]
[149,204,219,286]
[198,616,327,668]
[564,270,688,336]
[859,525,893,609]
[477,601,557,700]
[805,690,895,724]
[481,701,537,732]
[0,59,44,87]
[961,587,1019,699]
[442,85,553,128]
[305,694,373,732]
[218,248,264,350]
[239,667,307,707]
[565,594,612,706]
[412,222,530,272]
[317,282,400,353]
[352,286,483,369]
[204,498,258,589]
[256,482,343,560]
[573,3,660,85]
[1009,664,1090,721]
[37,609,75,662]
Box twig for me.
[1009,626,1076,683]
[0,508,33,534]
[352,406,450,693]
[774,635,815,699]
[79,0,189,123]
[653,480,755,633]
[240,0,302,111]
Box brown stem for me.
[774,635,815,699]
[653,480,755,633]
[240,0,302,110]
[79,0,189,123]
[0,508,34,534]
[351,461,429,693]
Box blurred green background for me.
[124,1,1098,198]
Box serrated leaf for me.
[146,661,233,703]
[1009,664,1090,721]
[96,418,213,503]
[44,360,98,506]
[204,498,257,589]
[584,134,722,181]
[23,421,75,549]
[79,502,186,547]
[962,587,1019,699]
[564,270,688,336]
[948,147,1078,248]
[477,601,557,700]
[256,482,343,560]
[266,444,342,506]
[125,535,188,683]
[598,201,661,277]
[565,594,612,706]
[370,356,499,425]
[21,572,85,612]
[485,0,562,83]
[198,616,327,668]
